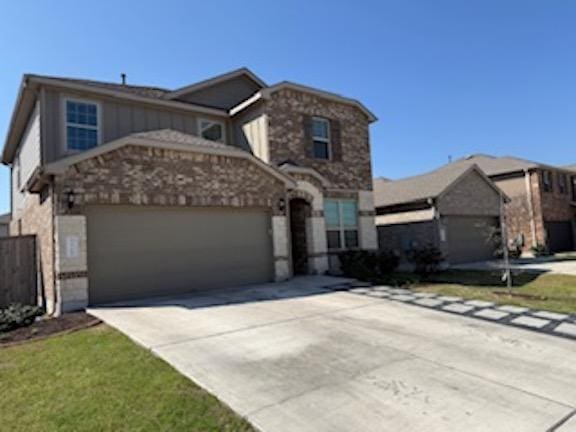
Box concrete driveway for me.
[89,276,576,432]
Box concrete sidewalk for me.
[90,276,576,432]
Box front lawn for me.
[410,270,576,314]
[0,325,254,432]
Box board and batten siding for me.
[42,88,228,163]
[233,102,269,162]
[12,102,41,218]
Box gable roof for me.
[166,68,267,100]
[41,129,296,188]
[446,154,539,176]
[256,81,377,122]
[3,68,377,164]
[373,164,501,208]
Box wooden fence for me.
[0,235,37,308]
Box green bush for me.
[531,244,550,257]
[0,304,44,333]
[408,244,444,276]
[338,250,399,281]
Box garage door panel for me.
[87,206,273,304]
[445,216,499,264]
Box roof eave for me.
[166,68,267,100]
[1,75,37,165]
[260,82,378,123]
[43,134,297,188]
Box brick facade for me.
[266,89,373,191]
[436,170,501,217]
[495,169,576,252]
[53,145,287,216]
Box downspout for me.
[524,169,537,248]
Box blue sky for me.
[1,0,575,213]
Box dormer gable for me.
[167,68,266,110]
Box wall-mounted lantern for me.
[65,190,76,209]
[278,197,286,213]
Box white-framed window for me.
[324,199,358,250]
[198,118,225,143]
[312,117,330,160]
[64,98,100,151]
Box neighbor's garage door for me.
[86,206,273,305]
[445,216,499,264]
[545,221,575,253]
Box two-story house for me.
[446,154,576,254]
[2,68,378,314]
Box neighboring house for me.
[0,213,10,237]
[374,164,504,265]
[1,68,378,314]
[444,154,576,254]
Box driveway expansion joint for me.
[326,283,576,342]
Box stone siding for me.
[266,89,372,191]
[53,145,287,216]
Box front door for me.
[289,199,310,275]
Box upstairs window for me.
[199,119,225,143]
[542,170,553,193]
[324,199,358,250]
[312,117,330,160]
[65,99,99,151]
[559,173,568,194]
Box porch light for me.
[278,198,286,213]
[66,190,76,209]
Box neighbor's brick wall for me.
[9,191,55,312]
[494,170,576,251]
[53,145,287,216]
[437,170,501,216]
[266,89,373,191]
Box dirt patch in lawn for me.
[493,292,548,301]
[0,312,101,347]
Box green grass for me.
[410,270,576,314]
[0,325,254,432]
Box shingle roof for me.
[29,75,171,99]
[447,154,539,176]
[373,163,475,208]
[130,129,235,150]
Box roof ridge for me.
[26,74,171,91]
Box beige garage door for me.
[87,206,273,305]
[445,216,499,264]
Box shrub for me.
[338,249,399,281]
[376,249,400,275]
[531,244,550,257]
[0,304,44,333]
[408,244,444,276]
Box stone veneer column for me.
[358,190,378,250]
[54,215,89,314]
[296,180,329,274]
[272,215,291,281]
